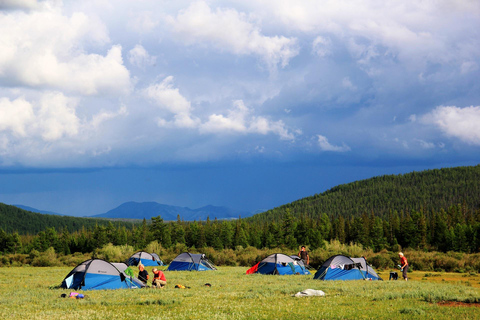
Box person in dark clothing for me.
[298,246,310,266]
[138,264,149,285]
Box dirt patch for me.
[437,301,480,308]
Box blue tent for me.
[313,255,382,281]
[61,259,145,290]
[166,252,216,271]
[247,253,311,275]
[127,251,164,267]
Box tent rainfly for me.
[166,252,217,271]
[313,255,382,281]
[127,251,164,267]
[246,253,311,275]
[61,259,145,290]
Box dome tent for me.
[166,252,216,271]
[61,259,145,290]
[246,253,311,275]
[313,255,382,281]
[127,251,164,267]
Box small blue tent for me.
[313,255,382,281]
[247,253,311,275]
[127,251,164,267]
[61,259,145,290]
[166,252,216,271]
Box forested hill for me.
[0,203,136,234]
[249,165,480,223]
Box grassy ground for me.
[1,266,479,320]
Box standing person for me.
[138,264,149,285]
[398,252,409,281]
[298,246,310,266]
[152,268,167,288]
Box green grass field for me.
[1,267,479,319]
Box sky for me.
[0,0,479,217]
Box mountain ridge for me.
[91,201,251,221]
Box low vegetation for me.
[0,266,479,320]
[2,241,480,274]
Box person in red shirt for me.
[152,268,167,288]
[398,252,409,281]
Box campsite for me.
[1,265,480,319]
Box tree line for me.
[2,165,480,255]
[1,203,479,255]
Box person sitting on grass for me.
[152,268,167,288]
[138,264,149,285]
[398,252,409,281]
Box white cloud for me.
[201,100,296,141]
[460,61,478,74]
[144,76,200,128]
[422,105,480,145]
[312,36,332,57]
[414,138,435,149]
[90,105,128,129]
[342,77,356,91]
[166,1,299,71]
[128,44,156,69]
[0,92,79,142]
[127,10,160,34]
[144,78,296,140]
[0,97,34,137]
[317,134,350,152]
[249,0,480,68]
[0,4,131,95]
[201,100,249,133]
[36,92,80,141]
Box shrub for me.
[369,254,393,270]
[94,243,134,262]
[31,247,60,267]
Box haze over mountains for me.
[13,202,252,221]
[92,201,252,221]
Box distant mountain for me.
[0,203,135,235]
[92,201,251,221]
[13,204,64,216]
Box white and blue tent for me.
[61,259,145,290]
[246,253,311,275]
[127,251,164,267]
[166,252,216,271]
[313,255,382,281]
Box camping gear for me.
[166,252,217,271]
[290,255,312,270]
[60,259,145,290]
[246,253,311,275]
[127,251,164,267]
[294,289,325,297]
[313,255,382,281]
[389,272,398,280]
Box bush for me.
[31,247,60,267]
[94,243,134,262]
[369,254,393,270]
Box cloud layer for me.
[0,0,479,168]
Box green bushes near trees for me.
[1,241,480,273]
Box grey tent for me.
[61,259,145,290]
[127,251,164,267]
[313,255,382,281]
[166,252,217,271]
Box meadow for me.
[1,266,479,320]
